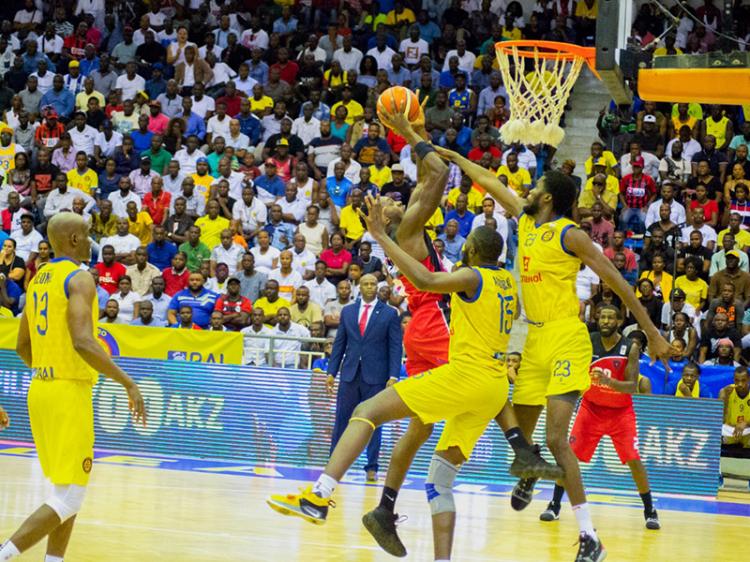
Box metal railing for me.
[241,332,328,369]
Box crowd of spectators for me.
[0,0,749,434]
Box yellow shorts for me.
[394,362,508,459]
[28,378,95,486]
[513,317,592,407]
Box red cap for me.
[632,156,645,168]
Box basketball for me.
[376,86,422,126]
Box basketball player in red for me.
[538,305,661,530]
[361,108,561,558]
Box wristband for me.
[414,141,436,160]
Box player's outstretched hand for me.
[647,332,678,372]
[0,405,9,430]
[379,108,414,139]
[362,195,386,239]
[127,382,147,427]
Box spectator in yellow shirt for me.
[192,157,214,200]
[75,77,106,112]
[67,151,99,196]
[339,188,366,247]
[126,200,154,246]
[385,1,416,28]
[250,84,275,117]
[674,256,709,311]
[584,144,618,177]
[254,279,292,326]
[369,153,392,188]
[496,153,532,197]
[447,174,484,212]
[195,199,231,250]
[584,159,620,194]
[331,87,364,126]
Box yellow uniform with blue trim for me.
[26,257,99,486]
[724,386,750,447]
[394,266,516,458]
[513,214,592,406]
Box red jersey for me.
[214,295,253,327]
[583,333,634,409]
[143,191,172,225]
[399,233,448,313]
[162,266,189,296]
[95,261,127,294]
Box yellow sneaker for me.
[266,486,335,525]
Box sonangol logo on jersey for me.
[521,272,543,283]
[541,230,555,242]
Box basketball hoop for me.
[495,40,598,147]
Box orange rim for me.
[495,40,598,75]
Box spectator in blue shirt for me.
[255,160,286,199]
[324,161,353,207]
[147,226,178,270]
[273,7,298,36]
[417,10,442,44]
[439,56,460,89]
[180,97,207,141]
[387,54,411,86]
[300,92,331,122]
[145,63,167,100]
[130,114,155,153]
[167,272,219,329]
[0,276,22,316]
[129,301,166,327]
[440,111,473,154]
[247,48,269,85]
[40,74,75,120]
[79,45,100,77]
[444,193,475,238]
[437,219,466,263]
[235,98,262,145]
[264,204,297,250]
[23,43,54,75]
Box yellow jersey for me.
[449,266,517,370]
[194,215,230,249]
[0,142,18,174]
[518,213,580,324]
[339,204,365,241]
[496,165,532,196]
[725,386,750,425]
[26,258,98,383]
[706,115,730,148]
[676,380,700,398]
[331,100,364,126]
[67,168,98,195]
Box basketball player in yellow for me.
[0,213,146,562]
[719,366,750,449]
[435,147,675,562]
[268,196,518,562]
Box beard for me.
[523,198,540,216]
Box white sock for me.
[312,473,338,498]
[0,541,20,561]
[45,556,64,562]
[572,503,597,540]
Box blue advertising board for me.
[0,350,723,496]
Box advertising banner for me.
[0,350,722,496]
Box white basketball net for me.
[495,45,586,147]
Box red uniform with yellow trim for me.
[569,333,641,464]
[399,233,451,376]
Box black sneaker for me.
[575,532,606,562]
[539,501,560,521]
[645,509,660,530]
[510,445,565,480]
[362,506,407,558]
[510,477,538,511]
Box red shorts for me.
[403,302,450,376]
[569,400,640,464]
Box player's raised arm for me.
[434,146,524,218]
[364,196,480,297]
[564,227,676,367]
[66,272,147,426]
[379,105,448,250]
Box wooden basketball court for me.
[1,450,748,561]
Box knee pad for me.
[424,455,459,515]
[46,484,87,522]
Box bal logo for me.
[541,230,554,242]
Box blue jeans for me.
[620,207,647,234]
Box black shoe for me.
[539,501,560,521]
[510,477,538,511]
[575,532,606,562]
[510,445,565,480]
[362,506,407,558]
[645,509,660,530]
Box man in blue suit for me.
[327,273,402,481]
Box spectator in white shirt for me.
[242,308,272,365]
[12,213,42,261]
[114,61,146,101]
[225,119,251,151]
[233,185,267,241]
[173,135,206,174]
[366,35,397,71]
[269,250,304,302]
[69,111,98,154]
[107,176,142,218]
[43,173,95,218]
[277,183,307,224]
[621,142,661,180]
[333,35,363,73]
[272,307,311,367]
[290,233,317,279]
[304,260,337,307]
[645,182,687,228]
[206,102,232,144]
[681,209,717,251]
[292,104,321,146]
[210,228,244,276]
[234,63,258,97]
[442,39,476,72]
[399,26,430,66]
[111,275,141,323]
[190,81,215,119]
[101,218,141,263]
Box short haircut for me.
[597,303,622,319]
[470,225,504,263]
